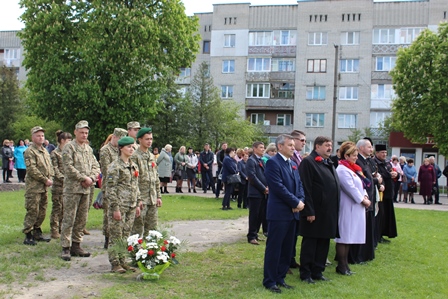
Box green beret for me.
[136,127,152,139]
[118,136,135,146]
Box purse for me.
[227,173,241,184]
[173,169,182,179]
[407,182,417,193]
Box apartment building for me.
[0,30,26,82]
[187,0,447,173]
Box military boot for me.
[70,242,91,257]
[104,237,109,249]
[51,230,61,239]
[82,228,91,235]
[61,247,71,261]
[34,228,51,242]
[111,263,126,274]
[23,232,37,246]
[120,258,137,272]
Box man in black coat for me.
[298,136,340,283]
[246,141,268,245]
[215,142,227,198]
[373,144,398,243]
[199,143,215,194]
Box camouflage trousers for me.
[102,193,109,237]
[131,204,158,238]
[23,192,48,234]
[50,189,64,234]
[108,205,137,266]
[60,193,89,248]
[88,185,95,210]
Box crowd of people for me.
[3,122,447,282]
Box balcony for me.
[174,76,191,85]
[246,98,294,110]
[246,71,295,82]
[370,98,392,109]
[248,46,296,57]
[372,44,410,55]
[263,125,294,134]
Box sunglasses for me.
[295,138,306,142]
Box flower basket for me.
[136,261,170,280]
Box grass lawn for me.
[1,190,447,298]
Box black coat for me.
[373,157,395,199]
[298,150,340,239]
[246,155,267,199]
[2,146,13,170]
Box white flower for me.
[146,230,163,241]
[135,248,148,261]
[169,236,181,245]
[157,251,169,263]
[145,242,158,249]
[127,234,140,246]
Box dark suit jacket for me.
[247,155,267,199]
[222,155,238,183]
[238,160,248,185]
[265,153,304,221]
[298,150,340,239]
[374,157,394,199]
[356,154,375,209]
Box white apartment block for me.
[0,30,26,83]
[187,0,448,153]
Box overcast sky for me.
[0,0,299,31]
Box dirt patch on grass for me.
[5,217,248,299]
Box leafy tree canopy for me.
[0,66,23,142]
[19,0,200,148]
[390,23,448,156]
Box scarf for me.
[339,159,371,189]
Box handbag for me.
[227,173,241,184]
[173,169,182,179]
[407,182,417,193]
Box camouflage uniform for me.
[99,142,119,238]
[106,158,140,267]
[50,147,64,236]
[60,140,100,248]
[131,148,161,237]
[23,144,54,234]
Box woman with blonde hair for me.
[2,139,13,183]
[174,146,188,193]
[157,144,173,193]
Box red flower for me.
[161,246,166,252]
[164,240,169,245]
[148,250,154,256]
[259,162,263,167]
[171,253,176,258]
[315,156,323,162]
[127,245,133,252]
[134,170,139,177]
[292,165,297,170]
[138,239,143,244]
[152,162,155,168]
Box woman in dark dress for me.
[221,147,238,210]
[2,139,13,183]
[418,158,435,205]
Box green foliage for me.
[0,66,23,142]
[390,23,448,156]
[346,127,374,143]
[19,0,200,148]
[11,115,62,144]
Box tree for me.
[12,115,61,144]
[19,0,200,148]
[0,66,23,142]
[390,23,448,156]
[346,127,376,144]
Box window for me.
[179,68,190,77]
[306,86,326,100]
[247,58,271,72]
[281,31,292,45]
[4,48,20,60]
[277,114,291,126]
[248,31,273,46]
[371,84,395,99]
[370,111,391,128]
[251,113,265,125]
[341,32,360,45]
[340,59,359,73]
[221,85,234,98]
[178,87,189,98]
[246,83,270,98]
[307,59,326,73]
[306,113,325,127]
[308,32,328,45]
[373,28,396,44]
[272,83,294,99]
[339,86,358,100]
[338,114,357,128]
[224,34,236,47]
[376,56,396,71]
[222,60,235,73]
[203,41,210,54]
[400,28,424,44]
[271,58,295,72]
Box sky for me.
[0,0,299,31]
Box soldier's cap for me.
[75,120,90,130]
[30,126,45,135]
[118,136,135,147]
[113,128,127,139]
[127,121,141,129]
[136,127,152,139]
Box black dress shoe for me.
[301,277,315,284]
[277,282,294,289]
[266,285,282,293]
[379,237,391,244]
[290,261,300,268]
[336,267,352,276]
[313,276,330,281]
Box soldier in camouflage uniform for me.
[50,131,72,239]
[22,126,54,245]
[127,121,140,150]
[99,128,127,249]
[131,127,162,237]
[107,136,141,273]
[60,121,100,261]
[82,139,100,236]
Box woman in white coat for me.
[335,141,371,276]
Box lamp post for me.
[331,44,339,149]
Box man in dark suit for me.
[299,136,340,283]
[262,134,305,293]
[246,142,268,245]
[199,143,215,194]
